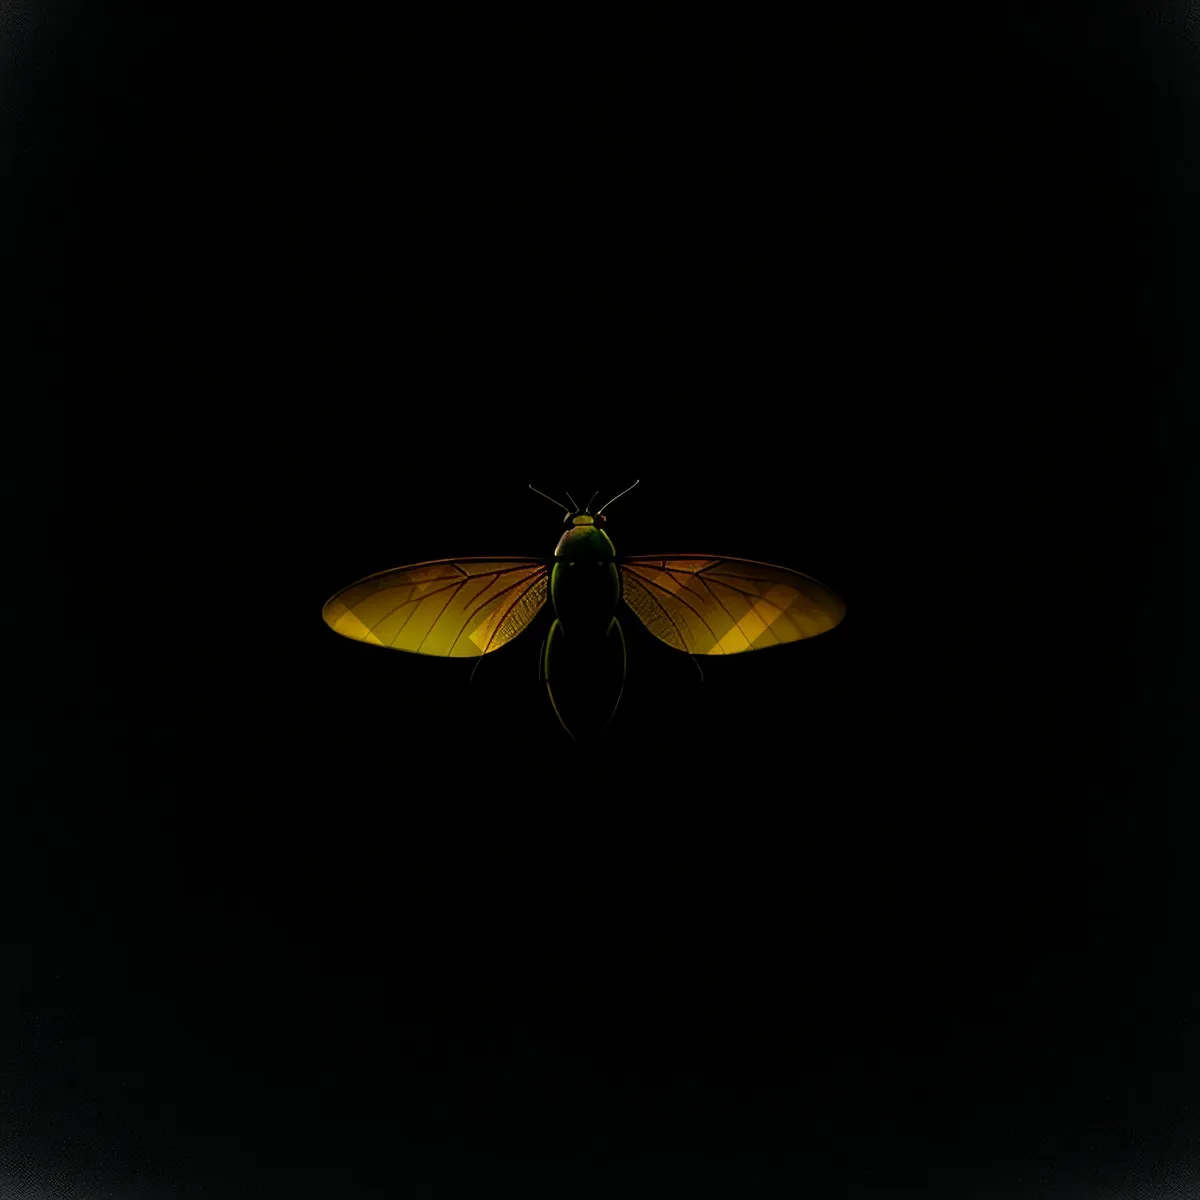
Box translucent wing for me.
[322,558,548,658]
[620,556,845,655]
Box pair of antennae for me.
[528,480,639,516]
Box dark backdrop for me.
[7,0,1199,1195]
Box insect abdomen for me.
[542,614,626,742]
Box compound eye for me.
[595,514,607,526]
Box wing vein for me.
[625,566,726,651]
[415,582,464,653]
[357,573,474,641]
[696,573,760,651]
[324,558,551,657]
[449,570,546,655]
[622,571,692,653]
[478,568,549,656]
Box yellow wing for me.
[620,556,845,655]
[322,558,549,657]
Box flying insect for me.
[321,481,846,742]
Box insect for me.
[320,481,846,742]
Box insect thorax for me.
[553,524,615,562]
[551,525,619,631]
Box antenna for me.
[584,490,600,513]
[564,490,579,511]
[596,479,640,514]
[529,484,570,516]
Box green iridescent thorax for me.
[553,522,615,562]
[550,523,619,633]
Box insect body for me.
[540,507,626,741]
[321,482,846,742]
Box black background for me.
[7,0,1199,1195]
